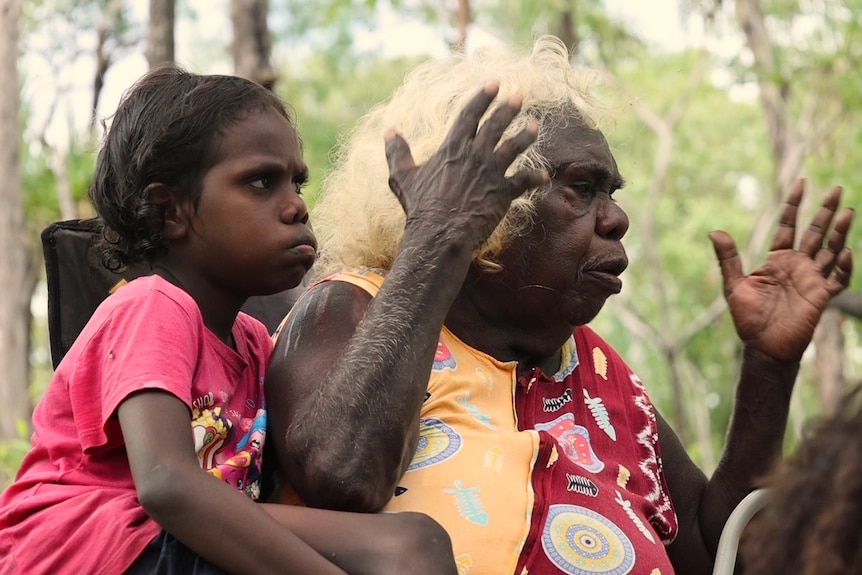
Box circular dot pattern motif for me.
[541,504,635,574]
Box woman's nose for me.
[597,197,629,240]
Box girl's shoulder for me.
[235,311,274,354]
[102,275,200,326]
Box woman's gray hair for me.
[311,35,607,278]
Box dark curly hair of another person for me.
[88,65,293,272]
[740,384,862,575]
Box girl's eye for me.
[293,174,309,196]
[250,176,272,190]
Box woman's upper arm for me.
[656,408,713,573]
[267,281,371,428]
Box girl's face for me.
[180,106,317,301]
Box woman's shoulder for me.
[312,267,387,297]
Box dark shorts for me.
[125,531,227,575]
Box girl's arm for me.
[119,390,347,574]
[259,504,456,575]
[120,390,455,575]
[118,390,456,575]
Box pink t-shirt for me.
[0,275,273,574]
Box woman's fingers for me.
[384,130,416,203]
[493,118,538,171]
[770,181,851,280]
[472,94,523,153]
[798,186,842,258]
[815,206,854,276]
[444,83,501,150]
[827,247,854,296]
[709,230,743,291]
[506,168,549,202]
[769,179,804,252]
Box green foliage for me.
[22,0,139,60]
[275,45,426,207]
[431,0,862,464]
[475,0,646,64]
[19,112,97,234]
[12,0,862,479]
[272,0,378,53]
[0,421,31,490]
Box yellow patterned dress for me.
[334,269,678,575]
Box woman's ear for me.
[146,183,190,240]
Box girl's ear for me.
[146,183,190,240]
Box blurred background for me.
[2,0,862,487]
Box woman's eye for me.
[293,175,308,195]
[569,181,593,198]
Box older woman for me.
[266,36,853,575]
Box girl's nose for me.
[281,191,309,225]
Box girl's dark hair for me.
[88,65,293,271]
[741,384,862,575]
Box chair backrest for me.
[712,488,769,575]
[41,218,304,369]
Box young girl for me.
[0,66,455,575]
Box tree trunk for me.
[0,0,33,444]
[829,291,862,320]
[735,0,803,199]
[603,58,708,445]
[557,0,578,57]
[91,0,129,131]
[735,0,844,415]
[230,0,275,89]
[813,309,846,417]
[451,0,471,53]
[146,0,175,69]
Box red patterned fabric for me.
[333,269,678,575]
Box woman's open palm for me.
[709,180,854,362]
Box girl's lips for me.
[290,244,317,257]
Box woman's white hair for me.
[311,35,606,278]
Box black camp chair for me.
[41,218,304,369]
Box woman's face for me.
[483,112,630,330]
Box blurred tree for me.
[90,0,138,133]
[477,0,640,62]
[591,47,766,472]
[452,0,470,53]
[729,0,862,415]
[232,0,276,88]
[0,0,33,471]
[147,0,175,67]
[21,0,137,224]
[5,0,862,482]
[602,51,713,450]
